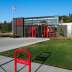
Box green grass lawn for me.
[0,39,72,70]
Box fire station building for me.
[13,16,59,37]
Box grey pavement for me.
[0,56,72,72]
[0,37,49,52]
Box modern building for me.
[59,23,72,37]
[13,16,59,37]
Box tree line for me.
[0,21,12,33]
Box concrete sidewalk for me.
[0,56,72,72]
[0,38,49,52]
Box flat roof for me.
[13,16,58,19]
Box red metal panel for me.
[43,25,49,37]
[32,26,36,37]
[16,18,23,26]
[28,26,37,37]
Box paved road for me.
[0,56,72,72]
[0,37,49,52]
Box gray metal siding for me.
[13,19,17,34]
[16,26,23,37]
[58,25,67,36]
